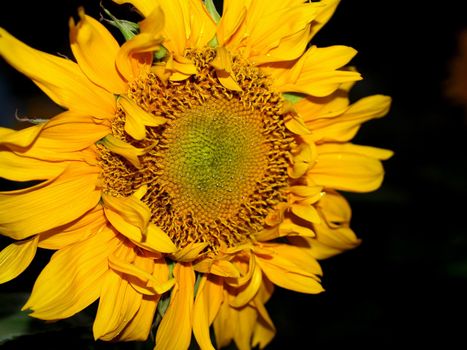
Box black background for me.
[1,0,467,348]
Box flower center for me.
[98,49,292,252]
[159,99,268,222]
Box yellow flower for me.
[0,0,392,349]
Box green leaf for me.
[282,92,307,104]
[204,0,221,23]
[100,3,139,41]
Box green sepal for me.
[100,3,139,41]
[282,92,307,104]
[154,45,168,61]
[204,0,221,23]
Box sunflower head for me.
[0,1,392,349]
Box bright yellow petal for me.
[291,202,321,224]
[0,124,44,148]
[100,134,145,168]
[229,263,262,308]
[251,297,276,349]
[108,254,175,294]
[116,33,162,82]
[0,235,39,284]
[155,263,195,350]
[23,228,120,319]
[70,8,127,94]
[246,5,318,62]
[117,295,158,341]
[278,217,315,237]
[213,291,235,348]
[155,0,191,56]
[0,28,115,119]
[308,95,392,142]
[272,46,361,97]
[217,0,247,47]
[317,190,351,225]
[194,258,240,278]
[187,0,217,48]
[14,112,111,162]
[102,191,177,253]
[254,243,323,294]
[308,0,340,40]
[1,112,109,172]
[289,142,315,179]
[0,165,100,240]
[39,204,106,250]
[93,268,142,341]
[233,305,257,350]
[309,143,393,192]
[170,242,209,262]
[118,95,167,140]
[0,151,67,182]
[193,275,224,350]
[211,46,242,91]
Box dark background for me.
[1,0,467,348]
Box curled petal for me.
[70,7,127,94]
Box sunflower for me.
[0,0,392,349]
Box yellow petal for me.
[254,243,323,294]
[171,242,209,262]
[309,95,392,142]
[117,295,158,341]
[213,291,236,348]
[251,297,276,348]
[93,269,142,341]
[284,112,311,135]
[275,46,362,97]
[0,124,44,148]
[0,151,67,182]
[1,112,109,168]
[118,95,167,140]
[15,112,111,162]
[70,8,127,94]
[217,0,247,47]
[309,143,393,192]
[100,134,145,168]
[308,0,340,41]
[210,47,242,91]
[317,190,351,225]
[0,165,100,240]
[116,33,162,82]
[193,276,224,350]
[108,254,175,295]
[233,305,256,350]
[289,142,315,179]
[23,227,120,319]
[194,258,240,278]
[102,191,177,253]
[291,202,321,224]
[153,0,191,57]
[278,217,315,237]
[155,263,195,350]
[229,263,262,308]
[139,4,165,35]
[0,28,115,120]
[247,5,318,61]
[0,235,39,284]
[39,204,106,250]
[187,0,217,48]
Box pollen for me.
[98,48,293,252]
